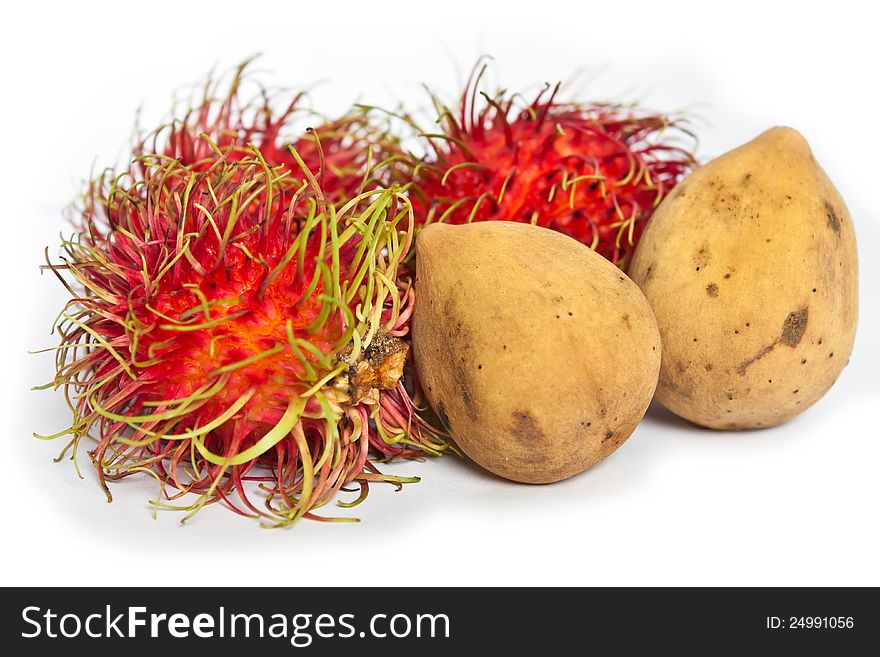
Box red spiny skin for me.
[52,151,450,525]
[135,230,334,428]
[45,67,449,525]
[156,81,392,208]
[164,114,378,203]
[86,169,341,451]
[90,93,378,433]
[410,93,695,269]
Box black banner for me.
[2,587,876,653]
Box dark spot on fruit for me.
[734,329,739,335]
[603,430,614,442]
[450,354,477,419]
[568,311,573,317]
[556,314,560,319]
[818,338,823,345]
[743,173,752,183]
[706,282,719,297]
[793,389,799,394]
[510,410,544,445]
[661,369,694,399]
[459,381,473,408]
[812,288,817,293]
[693,337,698,342]
[724,273,731,279]
[645,262,656,280]
[801,359,807,364]
[621,314,631,329]
[618,276,625,282]
[736,332,781,374]
[780,308,808,347]
[727,390,735,400]
[829,352,834,358]
[477,364,482,370]
[676,361,687,374]
[765,238,771,243]
[437,402,451,430]
[599,407,607,417]
[824,200,841,234]
[705,363,713,371]
[693,245,710,269]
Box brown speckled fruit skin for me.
[629,127,858,429]
[413,221,661,483]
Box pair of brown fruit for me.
[413,127,859,483]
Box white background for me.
[2,0,878,587]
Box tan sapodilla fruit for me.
[629,127,858,429]
[413,221,661,483]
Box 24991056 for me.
[766,616,854,629]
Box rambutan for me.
[404,63,697,269]
[81,62,399,247]
[164,64,394,198]
[39,135,449,525]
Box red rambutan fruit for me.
[39,137,449,525]
[163,65,394,199]
[404,63,697,269]
[81,61,400,247]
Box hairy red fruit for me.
[41,122,448,526]
[82,63,399,247]
[163,100,382,204]
[407,67,696,269]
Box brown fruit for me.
[629,127,858,429]
[413,221,661,483]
